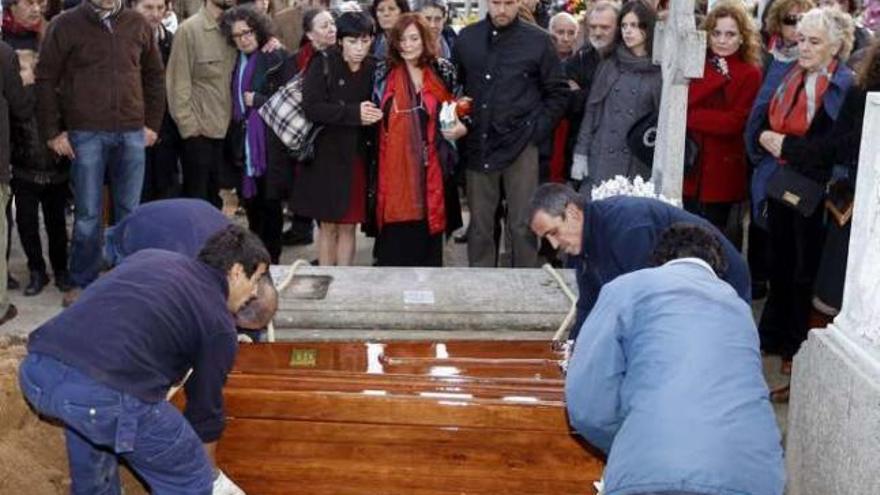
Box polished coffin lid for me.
[213,341,604,494]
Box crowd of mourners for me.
[1,0,880,396]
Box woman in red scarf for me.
[756,7,855,401]
[2,0,46,51]
[684,0,762,236]
[374,13,464,266]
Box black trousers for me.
[759,200,825,359]
[141,132,181,202]
[181,137,225,208]
[12,179,69,275]
[244,182,284,265]
[375,221,442,267]
[683,199,741,247]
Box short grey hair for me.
[798,7,855,60]
[549,12,578,31]
[528,183,587,223]
[588,0,621,19]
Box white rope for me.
[543,263,578,342]
[266,259,312,343]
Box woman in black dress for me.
[292,12,383,265]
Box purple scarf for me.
[232,52,268,199]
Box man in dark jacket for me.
[19,225,268,494]
[562,1,618,183]
[528,183,751,340]
[104,198,279,336]
[132,0,182,202]
[0,39,32,324]
[452,0,568,268]
[36,0,165,307]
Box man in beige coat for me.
[166,0,237,207]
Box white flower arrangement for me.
[590,175,680,207]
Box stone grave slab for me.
[269,266,578,341]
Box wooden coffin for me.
[213,341,604,494]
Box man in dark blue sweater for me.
[19,225,269,494]
[529,183,751,340]
[104,198,231,264]
[104,198,277,334]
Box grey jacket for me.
[573,45,661,185]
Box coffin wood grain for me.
[217,418,601,494]
[194,341,603,493]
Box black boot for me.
[54,271,75,292]
[24,270,50,297]
[7,275,19,290]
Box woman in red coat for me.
[374,14,464,266]
[684,0,763,236]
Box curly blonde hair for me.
[798,7,855,61]
[765,0,815,37]
[703,0,762,66]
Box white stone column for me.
[786,92,880,495]
[650,0,706,203]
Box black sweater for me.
[28,249,237,443]
[780,84,878,185]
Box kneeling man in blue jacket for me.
[528,183,750,340]
[566,224,784,495]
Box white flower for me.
[590,175,681,206]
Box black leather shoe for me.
[281,229,313,246]
[54,271,75,292]
[24,271,50,297]
[7,275,19,291]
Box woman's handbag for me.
[626,112,700,175]
[258,55,329,161]
[765,166,825,217]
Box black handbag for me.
[291,125,323,162]
[626,112,699,175]
[766,166,825,217]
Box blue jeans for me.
[18,353,213,495]
[68,130,145,288]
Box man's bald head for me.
[234,274,279,330]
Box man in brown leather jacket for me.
[35,0,165,307]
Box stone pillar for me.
[786,92,880,495]
[649,0,706,203]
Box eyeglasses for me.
[231,28,256,41]
[782,14,802,26]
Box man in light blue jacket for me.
[566,224,784,495]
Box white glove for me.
[571,154,588,181]
[213,470,246,495]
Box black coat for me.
[292,49,375,221]
[452,16,568,172]
[0,41,34,183]
[557,44,603,176]
[10,84,69,185]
